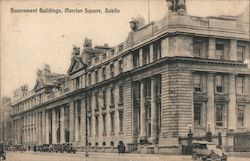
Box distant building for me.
[0,97,13,145]
[11,0,250,154]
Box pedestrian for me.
[117,141,125,154]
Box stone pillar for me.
[207,73,215,133]
[149,77,157,143]
[52,109,57,143]
[140,80,146,140]
[229,40,237,61]
[208,38,216,59]
[60,107,65,143]
[139,48,143,66]
[45,111,50,144]
[150,44,154,62]
[75,103,79,142]
[42,110,46,144]
[228,74,237,130]
[69,102,75,142]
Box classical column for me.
[150,77,158,143]
[69,102,75,142]
[75,103,79,142]
[208,38,216,59]
[228,74,237,130]
[207,73,215,133]
[60,107,65,143]
[52,109,57,143]
[42,110,46,144]
[140,80,146,140]
[229,40,237,61]
[45,111,50,144]
[139,48,143,66]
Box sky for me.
[1,0,249,98]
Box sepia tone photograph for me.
[0,0,250,160]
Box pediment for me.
[67,57,87,75]
[194,92,208,102]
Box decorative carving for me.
[166,0,186,13]
[129,15,145,31]
[83,37,92,48]
[44,64,51,74]
[72,45,80,56]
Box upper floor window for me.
[75,77,80,90]
[103,90,106,107]
[110,49,115,56]
[236,76,245,94]
[110,112,115,133]
[216,44,224,60]
[142,46,150,65]
[193,74,202,92]
[88,94,92,111]
[237,45,245,62]
[145,79,151,98]
[193,37,208,58]
[110,63,114,77]
[153,41,161,60]
[88,73,92,86]
[237,105,245,127]
[133,50,140,68]
[215,75,224,93]
[119,85,124,103]
[95,92,99,110]
[95,115,99,135]
[102,53,107,60]
[119,59,123,73]
[102,67,106,80]
[95,70,98,83]
[119,110,124,132]
[110,87,114,105]
[102,114,107,134]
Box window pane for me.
[194,104,202,125]
[216,105,223,126]
[237,105,245,127]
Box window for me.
[215,75,223,93]
[119,85,124,103]
[236,76,245,94]
[95,70,98,83]
[237,105,245,127]
[110,112,115,133]
[193,74,202,92]
[194,104,202,126]
[76,101,81,140]
[145,79,151,98]
[193,41,203,57]
[95,92,99,110]
[119,60,123,73]
[88,117,92,136]
[102,67,106,80]
[75,77,80,90]
[133,82,141,100]
[88,73,92,86]
[153,41,161,60]
[133,50,140,68]
[119,110,124,132]
[142,46,150,65]
[111,49,115,55]
[216,44,224,60]
[216,104,223,126]
[103,90,106,108]
[237,45,244,62]
[110,63,114,77]
[102,114,106,134]
[88,94,92,111]
[95,115,99,135]
[110,88,114,105]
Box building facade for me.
[11,0,250,154]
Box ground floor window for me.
[237,105,245,127]
[194,104,202,126]
[216,104,224,127]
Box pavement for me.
[4,151,250,161]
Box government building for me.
[11,0,250,154]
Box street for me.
[3,151,250,161]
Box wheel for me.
[192,152,198,160]
[210,153,219,161]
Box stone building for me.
[0,97,13,145]
[11,0,250,153]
